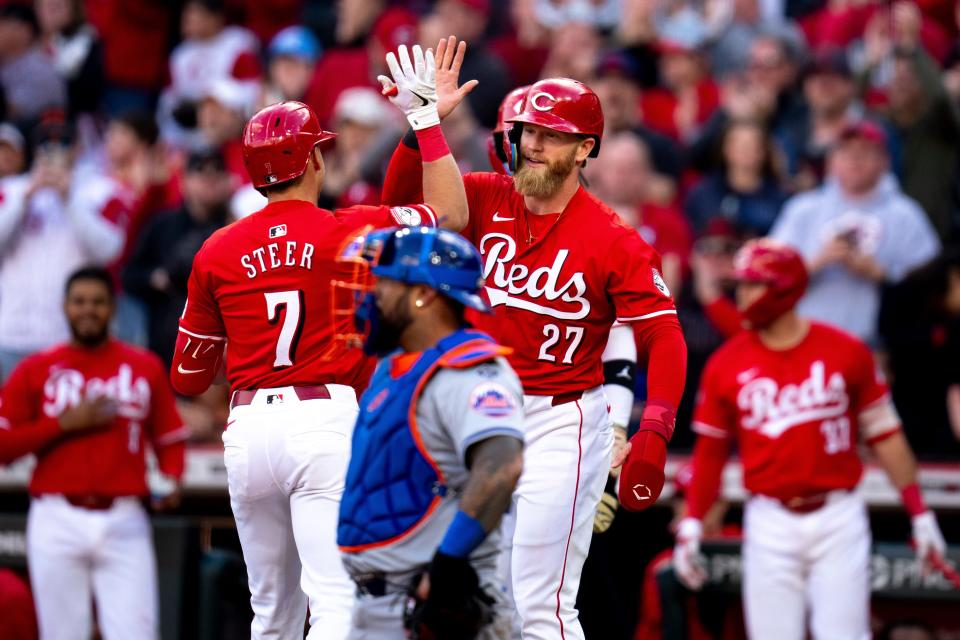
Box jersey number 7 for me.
[265,290,305,368]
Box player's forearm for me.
[634,317,688,417]
[460,436,523,531]
[686,435,730,520]
[0,418,64,465]
[417,126,468,231]
[170,330,225,396]
[382,138,425,206]
[872,430,919,490]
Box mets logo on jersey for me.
[736,361,849,439]
[469,382,517,418]
[366,388,389,412]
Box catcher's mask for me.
[332,226,491,357]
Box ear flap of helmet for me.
[507,124,523,173]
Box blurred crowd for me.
[0,0,959,460]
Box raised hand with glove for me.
[378,44,439,131]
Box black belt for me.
[353,573,389,597]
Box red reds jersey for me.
[692,322,900,499]
[459,172,676,395]
[0,340,186,497]
[179,200,437,392]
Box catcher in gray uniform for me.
[336,226,524,640]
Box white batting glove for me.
[674,517,708,591]
[912,511,947,574]
[378,44,439,130]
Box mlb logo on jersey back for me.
[469,382,516,417]
[269,224,287,239]
[267,394,284,404]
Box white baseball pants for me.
[27,495,158,640]
[223,385,357,640]
[499,386,613,640]
[742,491,871,640]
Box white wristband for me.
[407,105,440,130]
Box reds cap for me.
[836,120,888,149]
[371,8,418,52]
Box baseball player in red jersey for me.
[675,239,949,639]
[382,77,688,640]
[170,40,470,640]
[0,266,186,640]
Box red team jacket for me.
[178,200,437,393]
[0,340,186,497]
[692,322,900,500]
[382,143,682,397]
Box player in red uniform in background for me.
[170,39,469,640]
[0,266,186,640]
[382,75,687,640]
[675,239,948,639]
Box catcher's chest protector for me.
[337,330,504,551]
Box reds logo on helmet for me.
[505,78,605,157]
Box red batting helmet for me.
[242,101,336,189]
[733,239,808,328]
[489,85,530,173]
[505,77,604,157]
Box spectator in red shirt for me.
[488,0,551,87]
[641,37,720,144]
[86,0,173,115]
[305,4,418,128]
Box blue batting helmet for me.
[363,226,491,313]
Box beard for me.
[362,288,414,356]
[70,325,109,348]
[512,146,579,198]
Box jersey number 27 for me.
[265,290,305,368]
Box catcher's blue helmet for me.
[363,226,491,313]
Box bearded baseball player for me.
[335,226,524,639]
[486,83,639,533]
[0,266,186,640]
[676,239,949,640]
[170,40,469,639]
[382,77,688,639]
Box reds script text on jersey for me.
[179,200,436,391]
[693,322,899,499]
[460,173,675,395]
[0,340,185,494]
